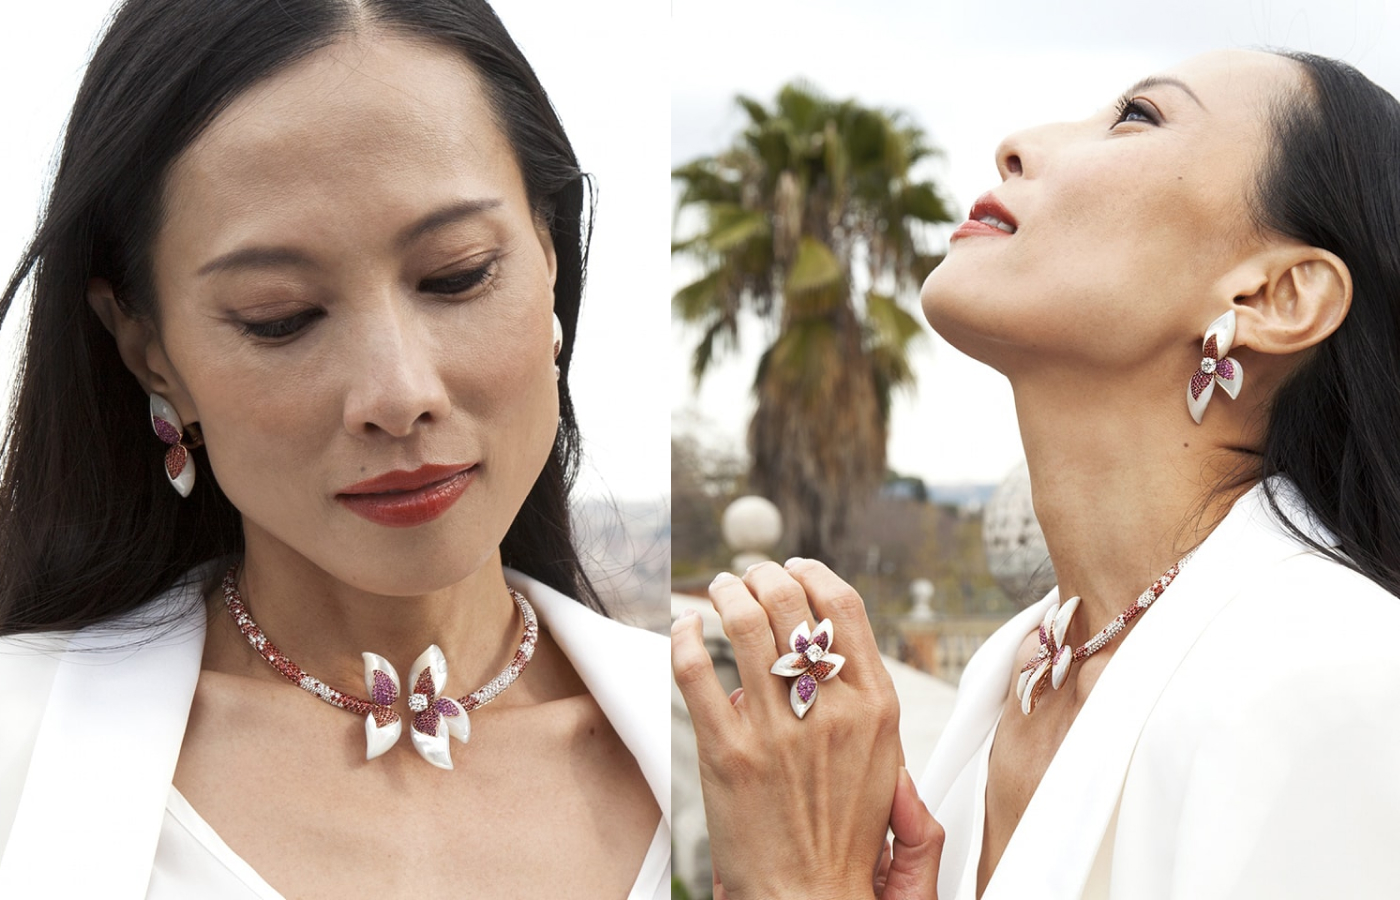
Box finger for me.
[670,611,735,753]
[873,839,892,895]
[707,571,785,695]
[741,560,815,660]
[784,558,885,691]
[881,767,944,900]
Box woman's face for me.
[144,34,560,595]
[921,50,1300,376]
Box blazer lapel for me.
[505,570,671,827]
[0,578,206,900]
[984,481,1318,897]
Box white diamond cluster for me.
[462,590,539,711]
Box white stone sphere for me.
[721,495,783,552]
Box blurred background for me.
[0,0,671,629]
[669,1,1400,895]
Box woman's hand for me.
[671,558,942,899]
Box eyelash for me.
[238,259,499,341]
[1112,96,1159,127]
[419,257,497,295]
[239,309,323,340]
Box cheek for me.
[923,155,1222,367]
[162,289,559,539]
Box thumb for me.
[879,766,945,900]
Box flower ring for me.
[770,619,846,718]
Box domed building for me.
[981,460,1056,608]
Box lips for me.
[336,463,475,528]
[951,192,1018,241]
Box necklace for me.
[1015,551,1193,716]
[221,566,539,770]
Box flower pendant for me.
[362,645,470,770]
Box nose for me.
[995,130,1027,180]
[341,300,451,439]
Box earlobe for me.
[1234,248,1351,355]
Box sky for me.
[671,0,1400,486]
[0,0,670,505]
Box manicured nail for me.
[710,571,738,588]
[784,557,805,569]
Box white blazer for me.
[919,478,1400,899]
[0,568,670,898]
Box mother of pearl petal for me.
[408,644,449,697]
[440,698,471,742]
[364,715,401,761]
[1052,595,1080,648]
[1016,664,1035,702]
[1021,660,1049,716]
[410,717,454,770]
[1051,644,1074,690]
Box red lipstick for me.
[951,192,1018,241]
[336,463,475,528]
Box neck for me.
[1012,371,1258,645]
[207,531,523,701]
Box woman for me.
[0,1,668,897]
[673,48,1400,898]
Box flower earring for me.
[552,312,563,380]
[149,394,200,497]
[1186,310,1244,424]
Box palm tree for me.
[673,81,954,565]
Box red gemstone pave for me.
[165,443,187,479]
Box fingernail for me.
[680,608,698,619]
[710,571,737,588]
[783,557,805,569]
[743,562,762,575]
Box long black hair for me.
[1256,51,1400,598]
[0,0,603,635]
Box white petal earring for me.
[149,394,199,497]
[552,312,563,380]
[1186,310,1244,424]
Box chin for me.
[337,543,497,597]
[920,266,1004,367]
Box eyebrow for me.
[1126,76,1207,110]
[196,197,506,277]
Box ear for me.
[1229,246,1351,355]
[86,278,193,416]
